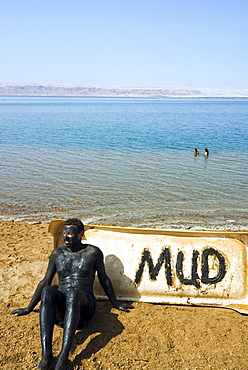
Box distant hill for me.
[0,83,248,98]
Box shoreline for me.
[0,214,247,232]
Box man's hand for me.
[10,308,31,316]
[114,302,134,312]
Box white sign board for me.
[49,221,248,314]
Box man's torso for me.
[54,244,99,292]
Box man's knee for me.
[41,285,58,302]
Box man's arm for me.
[10,249,58,316]
[95,248,133,312]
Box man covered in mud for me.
[11,218,132,370]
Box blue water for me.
[0,97,247,230]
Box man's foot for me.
[54,355,68,370]
[54,362,67,370]
[37,356,55,370]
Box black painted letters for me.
[135,247,172,286]
[201,248,226,284]
[176,250,200,288]
[135,246,227,288]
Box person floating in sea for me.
[204,148,209,157]
[194,148,200,156]
[10,218,133,370]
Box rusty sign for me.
[49,220,248,314]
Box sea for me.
[0,96,247,230]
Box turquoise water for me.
[0,97,247,230]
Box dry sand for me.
[1,220,248,370]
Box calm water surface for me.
[0,97,247,230]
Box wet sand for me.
[1,221,248,369]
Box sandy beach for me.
[1,220,248,370]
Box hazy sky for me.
[0,0,247,88]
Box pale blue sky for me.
[0,0,247,88]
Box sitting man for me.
[11,218,132,370]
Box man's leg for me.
[55,288,89,370]
[38,286,65,370]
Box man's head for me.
[64,218,84,233]
[63,218,85,248]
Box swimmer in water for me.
[204,148,209,156]
[194,148,200,156]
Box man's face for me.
[63,225,79,248]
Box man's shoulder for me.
[85,244,102,253]
[83,244,103,258]
[50,246,65,256]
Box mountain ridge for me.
[1,83,248,98]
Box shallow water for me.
[1,97,247,230]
